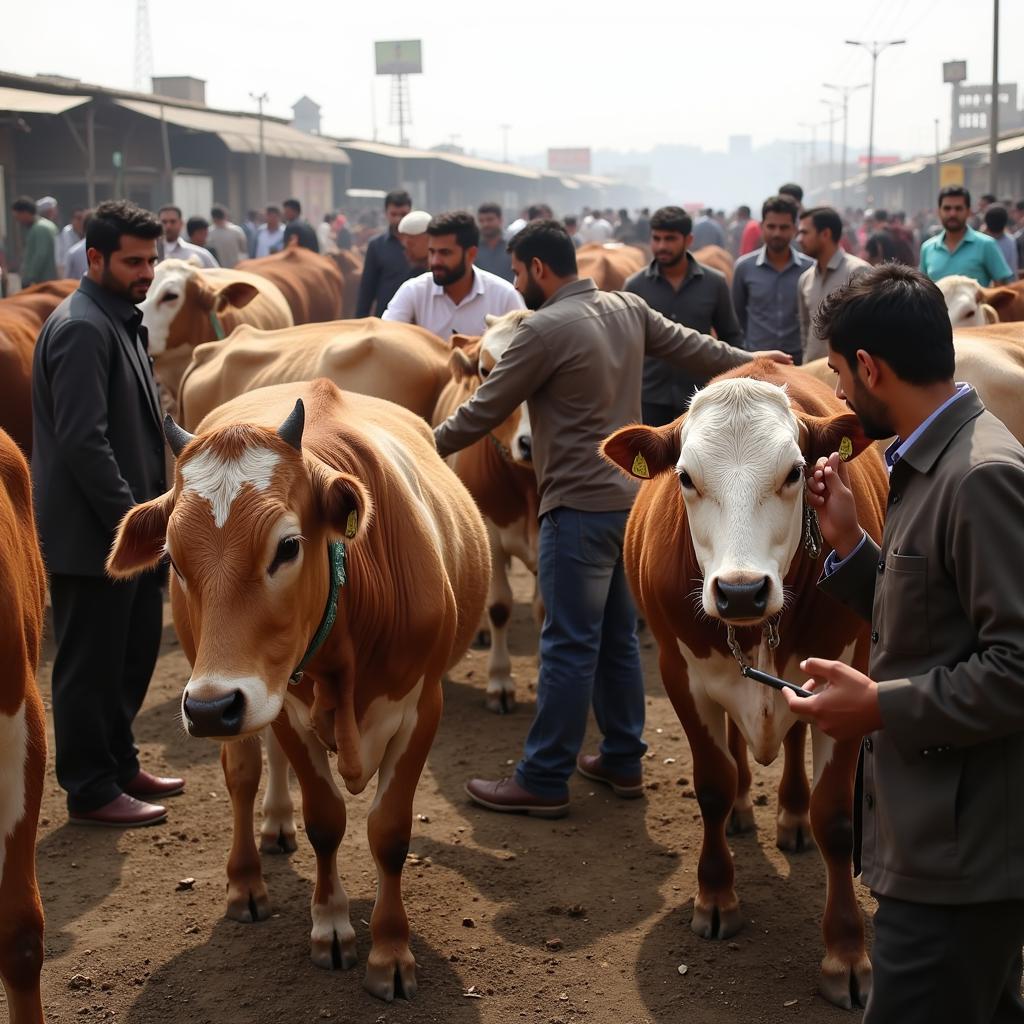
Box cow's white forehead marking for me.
[181,446,280,528]
[481,309,531,364]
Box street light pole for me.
[499,123,511,164]
[249,91,268,207]
[845,39,906,202]
[989,0,1000,195]
[821,100,841,200]
[824,82,868,210]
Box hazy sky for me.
[2,0,1018,162]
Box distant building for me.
[951,82,1024,145]
[291,96,322,136]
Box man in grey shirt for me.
[434,220,791,817]
[733,195,812,363]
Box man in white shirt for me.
[158,205,218,268]
[208,206,248,268]
[56,207,86,276]
[580,210,614,244]
[383,211,523,337]
[253,205,286,258]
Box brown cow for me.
[330,249,365,320]
[238,247,345,324]
[692,244,735,286]
[0,428,47,1024]
[576,242,647,290]
[107,379,489,1002]
[602,360,888,1008]
[981,277,1024,322]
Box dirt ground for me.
[18,563,875,1024]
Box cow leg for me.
[221,736,271,923]
[659,646,742,940]
[259,728,297,854]
[364,680,442,1002]
[271,705,356,971]
[810,729,871,1010]
[484,521,515,714]
[726,718,755,835]
[777,721,812,852]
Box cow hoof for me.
[777,818,812,853]
[819,953,872,1010]
[691,896,743,940]
[225,885,271,923]
[726,805,756,835]
[311,930,358,971]
[260,827,298,855]
[364,950,418,1002]
[485,690,516,714]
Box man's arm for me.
[985,240,1014,286]
[712,273,744,345]
[639,297,752,377]
[380,278,416,322]
[797,272,810,354]
[731,262,749,335]
[355,238,380,318]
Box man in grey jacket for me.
[434,220,791,817]
[784,263,1024,1022]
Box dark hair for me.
[247,209,259,219]
[211,205,227,220]
[800,206,843,243]
[85,199,162,258]
[563,215,578,228]
[427,211,480,249]
[265,205,281,216]
[527,203,553,221]
[618,208,629,219]
[984,204,1009,233]
[158,204,183,218]
[384,190,412,209]
[1015,200,1024,213]
[186,216,209,235]
[778,182,804,204]
[283,198,301,214]
[12,196,35,214]
[477,202,502,219]
[761,195,799,223]
[872,209,889,222]
[938,185,971,207]
[650,206,693,235]
[981,193,997,204]
[814,264,954,385]
[507,219,577,277]
[737,205,751,218]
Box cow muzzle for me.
[713,574,772,622]
[183,690,245,737]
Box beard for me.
[521,272,546,311]
[654,250,686,268]
[432,254,467,287]
[101,266,149,303]
[849,375,895,439]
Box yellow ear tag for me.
[838,436,854,462]
[632,453,650,479]
[345,510,358,539]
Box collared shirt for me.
[21,217,58,285]
[162,236,218,268]
[383,266,523,337]
[56,223,82,276]
[356,229,413,318]
[65,238,88,280]
[691,215,726,251]
[625,253,743,412]
[474,237,515,282]
[254,224,285,258]
[919,225,1013,286]
[208,222,248,268]
[798,248,870,362]
[732,245,812,357]
[993,233,1019,277]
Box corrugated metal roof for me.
[0,86,90,115]
[340,139,540,179]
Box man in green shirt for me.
[12,195,58,287]
[919,186,1013,287]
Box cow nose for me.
[517,435,532,462]
[714,576,771,620]
[183,690,245,737]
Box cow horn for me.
[277,399,305,451]
[163,414,195,458]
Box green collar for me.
[289,541,347,684]
[209,308,226,340]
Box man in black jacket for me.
[32,199,184,827]
[355,190,413,317]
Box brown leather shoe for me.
[70,793,167,828]
[465,777,569,819]
[124,769,185,799]
[576,754,644,799]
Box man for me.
[208,206,247,268]
[158,206,218,268]
[32,199,184,828]
[12,196,58,286]
[64,211,92,280]
[355,189,413,317]
[563,215,581,248]
[397,209,431,272]
[739,206,763,255]
[919,187,1013,287]
[614,208,636,243]
[888,211,918,265]
[982,204,1019,279]
[475,202,514,282]
[1014,200,1024,272]
[691,208,726,250]
[316,213,339,255]
[57,207,86,276]
[733,195,812,363]
[778,182,804,209]
[729,205,753,257]
[281,198,319,253]
[625,205,743,426]
[864,210,899,265]
[433,220,791,817]
[786,263,1024,1023]
[253,205,285,258]
[383,211,522,336]
[242,209,261,256]
[580,208,613,244]
[797,205,869,363]
[186,216,214,259]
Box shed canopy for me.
[0,87,90,115]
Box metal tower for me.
[134,0,153,92]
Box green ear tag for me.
[632,453,650,479]
[345,510,358,539]
[838,436,854,462]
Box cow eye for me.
[678,469,696,490]
[269,536,301,575]
[784,465,803,487]
[161,292,178,303]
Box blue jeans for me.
[515,508,647,800]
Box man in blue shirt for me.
[355,190,414,317]
[919,186,1013,287]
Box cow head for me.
[140,258,260,355]
[938,274,1000,328]
[106,399,371,739]
[602,376,870,626]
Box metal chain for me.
[803,502,823,561]
[726,616,781,673]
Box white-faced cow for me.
[107,379,489,1001]
[602,359,888,1009]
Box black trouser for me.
[641,402,678,428]
[866,895,1024,1023]
[50,571,163,813]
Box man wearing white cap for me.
[398,209,432,273]
[11,195,58,287]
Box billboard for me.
[375,40,423,75]
[547,147,592,174]
[939,163,965,188]
[943,61,967,85]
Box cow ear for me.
[451,333,478,351]
[107,489,175,579]
[308,458,373,544]
[448,348,478,381]
[982,286,1018,311]
[600,421,682,480]
[798,412,873,464]
[215,281,259,311]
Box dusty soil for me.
[18,564,873,1024]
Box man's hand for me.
[761,350,794,365]
[807,451,863,559]
[782,658,883,740]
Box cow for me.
[432,309,538,713]
[237,247,345,324]
[979,276,1024,322]
[178,318,452,430]
[0,428,47,1024]
[575,242,647,290]
[139,259,293,406]
[692,244,735,286]
[106,378,489,1002]
[938,274,1001,326]
[601,359,888,1009]
[330,249,365,320]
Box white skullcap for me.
[398,210,432,235]
[36,196,58,211]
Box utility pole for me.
[798,121,819,190]
[989,0,1000,195]
[821,100,841,199]
[249,91,268,207]
[134,0,153,92]
[934,117,941,200]
[824,82,868,210]
[499,123,511,164]
[845,38,906,202]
